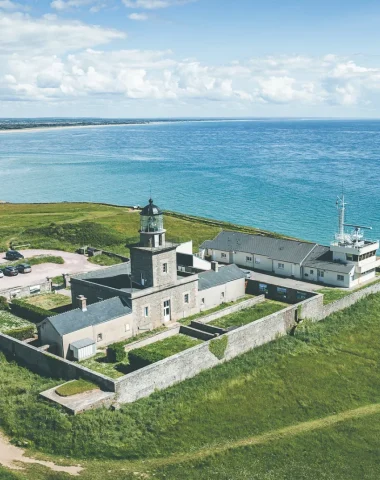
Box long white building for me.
[200,196,379,288]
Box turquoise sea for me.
[0,119,379,246]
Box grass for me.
[129,333,202,361]
[179,295,254,325]
[55,379,98,397]
[0,202,290,255]
[88,254,124,266]
[0,255,64,269]
[208,299,286,329]
[23,293,71,311]
[0,310,33,331]
[318,276,380,304]
[1,293,380,478]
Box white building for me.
[200,196,379,288]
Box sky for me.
[1,0,380,117]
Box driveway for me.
[0,249,103,289]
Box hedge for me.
[128,349,165,369]
[0,296,9,311]
[107,342,126,363]
[4,325,35,341]
[10,300,57,323]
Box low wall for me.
[114,301,302,403]
[0,280,52,302]
[322,281,380,318]
[0,333,115,392]
[199,296,265,324]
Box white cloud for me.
[0,12,126,55]
[51,0,93,10]
[122,0,195,10]
[129,12,148,20]
[0,0,25,10]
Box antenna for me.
[335,194,347,244]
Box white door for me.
[163,299,171,322]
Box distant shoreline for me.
[0,122,153,135]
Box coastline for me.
[0,118,258,135]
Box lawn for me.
[318,276,380,304]
[1,292,380,478]
[0,310,33,332]
[208,299,286,328]
[56,379,98,397]
[79,352,127,379]
[0,202,291,255]
[23,293,72,311]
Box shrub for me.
[209,335,228,360]
[4,325,35,341]
[0,296,9,311]
[107,342,126,363]
[10,300,57,323]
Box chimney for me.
[77,295,87,312]
[211,261,219,272]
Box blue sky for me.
[1,0,380,117]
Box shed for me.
[69,338,96,361]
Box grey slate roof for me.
[201,231,317,264]
[69,338,95,349]
[47,296,132,336]
[304,245,355,274]
[198,264,246,291]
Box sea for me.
[0,118,379,246]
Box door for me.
[317,269,324,283]
[163,299,171,322]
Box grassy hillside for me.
[0,202,292,255]
[0,292,380,479]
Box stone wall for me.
[322,281,380,318]
[0,333,115,392]
[0,279,52,302]
[199,295,265,324]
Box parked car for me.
[3,266,19,276]
[17,263,31,274]
[0,270,3,278]
[5,250,24,261]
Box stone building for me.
[39,199,246,359]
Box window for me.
[259,283,268,294]
[337,274,344,281]
[255,258,261,264]
[184,293,189,304]
[201,298,205,304]
[310,270,314,274]
[278,263,284,269]
[296,291,307,301]
[97,333,103,342]
[246,256,252,262]
[144,306,149,317]
[346,254,353,261]
[277,287,287,299]
[125,324,130,332]
[163,263,168,273]
[221,291,225,299]
[319,271,324,278]
[221,253,227,258]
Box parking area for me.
[0,249,103,289]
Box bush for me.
[128,349,166,369]
[0,296,9,311]
[209,335,228,360]
[107,342,126,363]
[10,299,57,323]
[4,325,35,340]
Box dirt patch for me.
[0,432,83,476]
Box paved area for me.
[0,249,102,289]
[249,270,323,292]
[40,383,115,414]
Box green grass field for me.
[0,202,290,255]
[1,292,380,479]
[208,299,286,328]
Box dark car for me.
[3,266,19,276]
[5,250,24,261]
[17,263,31,274]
